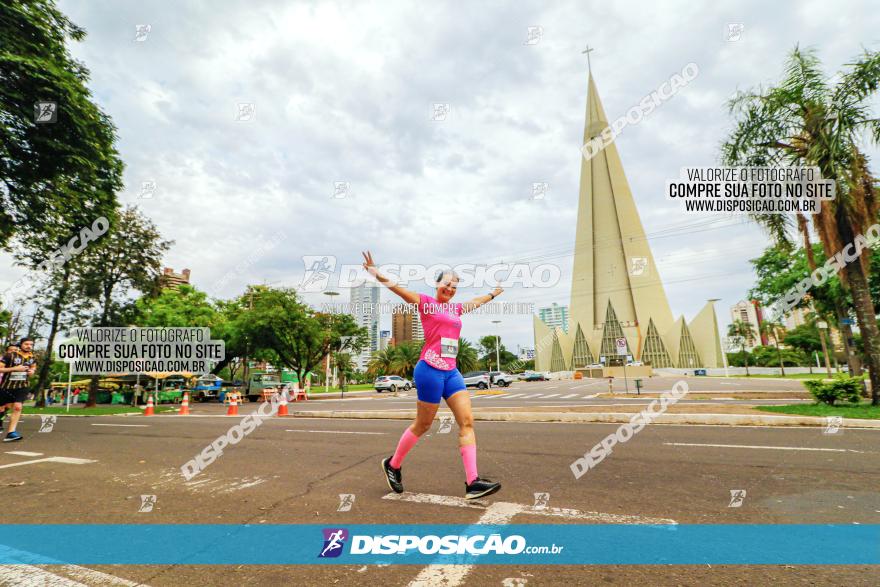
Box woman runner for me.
[362,251,503,499]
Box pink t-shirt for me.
[418,293,464,371]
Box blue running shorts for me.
[413,360,466,404]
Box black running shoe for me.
[465,477,501,500]
[381,456,404,493]
[3,431,22,443]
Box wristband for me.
[489,292,496,300]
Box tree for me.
[367,347,396,377]
[722,46,880,403]
[1,0,123,247]
[234,286,368,385]
[390,342,421,378]
[78,206,171,406]
[456,338,479,373]
[783,322,824,358]
[133,285,218,328]
[759,319,787,375]
[728,320,756,375]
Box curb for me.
[288,410,880,428]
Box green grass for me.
[757,402,880,419]
[21,405,175,415]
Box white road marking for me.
[386,491,677,587]
[55,565,144,586]
[502,393,525,399]
[559,394,579,399]
[583,393,600,399]
[541,394,561,398]
[284,429,387,435]
[0,565,87,586]
[545,386,557,390]
[0,456,96,469]
[91,423,150,428]
[663,442,863,453]
[520,394,544,399]
[5,451,42,457]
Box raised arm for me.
[362,250,420,305]
[460,285,504,314]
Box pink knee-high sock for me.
[460,444,478,484]
[390,428,421,468]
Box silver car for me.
[374,375,412,393]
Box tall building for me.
[538,303,569,334]
[159,267,191,290]
[349,283,379,371]
[378,330,392,351]
[533,69,723,371]
[729,300,763,350]
[391,303,424,345]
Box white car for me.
[374,375,412,392]
[461,372,491,389]
[488,371,515,387]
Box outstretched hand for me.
[362,250,379,277]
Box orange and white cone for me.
[277,391,289,417]
[144,395,155,416]
[226,394,239,416]
[179,392,190,415]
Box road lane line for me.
[5,451,42,457]
[541,394,561,398]
[56,565,145,586]
[0,565,88,586]
[0,456,96,469]
[284,430,387,435]
[663,442,863,453]
[503,393,525,398]
[559,394,579,399]
[521,393,544,399]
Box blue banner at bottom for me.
[0,525,876,565]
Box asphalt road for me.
[1,407,877,586]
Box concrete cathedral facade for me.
[533,73,723,372]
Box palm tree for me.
[391,342,421,378]
[728,320,756,376]
[456,338,479,373]
[722,46,880,404]
[759,319,787,376]
[366,347,395,377]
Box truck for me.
[192,374,224,402]
[246,372,283,402]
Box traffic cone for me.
[179,392,190,415]
[226,394,239,416]
[144,395,155,416]
[277,391,289,417]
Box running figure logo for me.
[337,494,355,512]
[823,415,843,435]
[34,101,57,123]
[138,495,157,513]
[728,489,747,508]
[533,492,550,510]
[318,528,349,558]
[38,415,57,433]
[300,256,337,292]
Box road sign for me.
[840,318,854,326]
[615,337,628,356]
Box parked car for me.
[523,371,549,382]
[488,371,515,386]
[461,372,491,389]
[374,375,412,392]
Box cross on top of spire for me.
[582,45,595,73]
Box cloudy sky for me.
[3,0,879,352]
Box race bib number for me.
[440,337,459,358]
[8,372,27,382]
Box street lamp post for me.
[323,291,340,393]
[491,320,501,375]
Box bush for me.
[803,376,863,406]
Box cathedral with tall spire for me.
[533,68,723,372]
